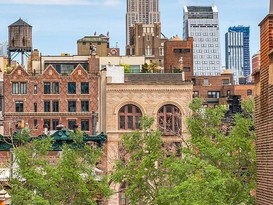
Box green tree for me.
[120,64,130,73]
[112,99,256,205]
[9,130,111,205]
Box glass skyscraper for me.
[225,26,250,84]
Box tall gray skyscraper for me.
[126,0,160,45]
[183,6,222,76]
[225,26,250,84]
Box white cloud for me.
[0,0,122,6]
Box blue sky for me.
[0,0,269,66]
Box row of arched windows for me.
[118,104,182,135]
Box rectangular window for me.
[52,119,59,130]
[68,119,77,130]
[20,82,27,94]
[81,101,89,112]
[15,101,24,112]
[34,85,38,94]
[52,82,59,94]
[173,48,191,53]
[183,67,191,72]
[52,101,59,112]
[81,119,89,131]
[34,119,38,129]
[222,79,229,85]
[12,82,19,94]
[208,91,220,98]
[68,101,76,112]
[34,103,37,112]
[44,101,51,112]
[68,82,76,94]
[44,82,50,94]
[81,82,89,94]
[44,119,50,130]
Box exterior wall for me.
[183,6,222,76]
[126,23,166,67]
[99,56,145,72]
[105,81,192,205]
[77,35,109,56]
[164,37,193,80]
[193,72,254,107]
[255,13,273,205]
[126,0,160,45]
[252,52,260,82]
[3,58,99,137]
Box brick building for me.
[3,56,100,137]
[101,68,193,205]
[255,0,273,204]
[164,36,193,80]
[193,70,254,107]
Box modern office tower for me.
[183,6,222,76]
[126,0,160,46]
[225,26,250,84]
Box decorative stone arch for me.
[114,101,146,115]
[114,101,146,130]
[153,101,187,134]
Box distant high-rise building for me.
[183,6,222,76]
[126,0,160,46]
[0,42,7,56]
[225,26,250,84]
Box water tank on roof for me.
[8,18,32,51]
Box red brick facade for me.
[193,72,254,107]
[164,37,193,81]
[255,13,273,204]
[3,57,99,137]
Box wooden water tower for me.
[8,18,32,66]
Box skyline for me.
[0,0,269,67]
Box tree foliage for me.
[9,130,111,205]
[112,99,256,205]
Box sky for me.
[0,0,269,67]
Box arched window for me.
[118,104,142,130]
[157,104,181,135]
[119,182,129,205]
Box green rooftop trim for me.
[0,130,107,151]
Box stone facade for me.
[103,72,193,205]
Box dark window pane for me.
[68,120,77,130]
[44,119,50,130]
[127,105,132,113]
[44,101,50,112]
[81,101,89,112]
[127,116,133,129]
[52,82,59,94]
[81,120,89,131]
[53,101,59,112]
[119,116,125,129]
[52,119,59,130]
[68,101,76,112]
[34,103,37,112]
[44,82,50,94]
[34,119,38,129]
[15,101,24,112]
[68,82,76,94]
[81,82,89,94]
